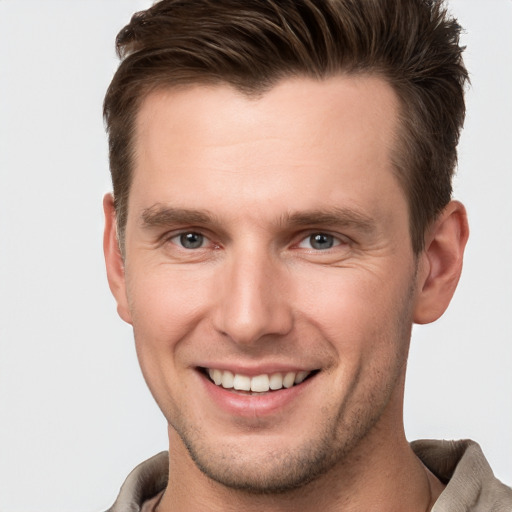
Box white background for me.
[0,1,510,510]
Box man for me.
[102,0,512,510]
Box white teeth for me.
[207,369,311,392]
[221,370,234,389]
[251,374,270,392]
[295,371,309,384]
[283,372,296,388]
[269,373,284,390]
[233,374,251,391]
[208,368,223,386]
[212,369,222,386]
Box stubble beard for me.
[169,348,410,495]
[172,405,386,495]
[165,274,417,495]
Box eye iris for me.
[310,233,333,250]
[180,232,203,249]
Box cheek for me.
[297,266,414,359]
[127,265,212,340]
[125,265,216,400]
[300,271,413,417]
[125,267,214,414]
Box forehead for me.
[130,75,405,225]
[135,74,399,160]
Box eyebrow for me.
[140,204,376,234]
[282,208,376,234]
[141,204,217,227]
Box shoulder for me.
[105,451,169,512]
[412,439,512,512]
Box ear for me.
[414,200,469,324]
[103,193,133,325]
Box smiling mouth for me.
[201,368,318,394]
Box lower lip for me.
[199,371,315,418]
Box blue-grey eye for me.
[309,233,334,250]
[298,232,341,250]
[179,232,204,249]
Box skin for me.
[104,75,468,511]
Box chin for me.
[184,436,339,494]
[170,409,377,495]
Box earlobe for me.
[103,193,133,325]
[413,201,469,324]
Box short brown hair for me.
[104,0,468,253]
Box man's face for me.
[113,76,423,491]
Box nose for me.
[212,247,293,346]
